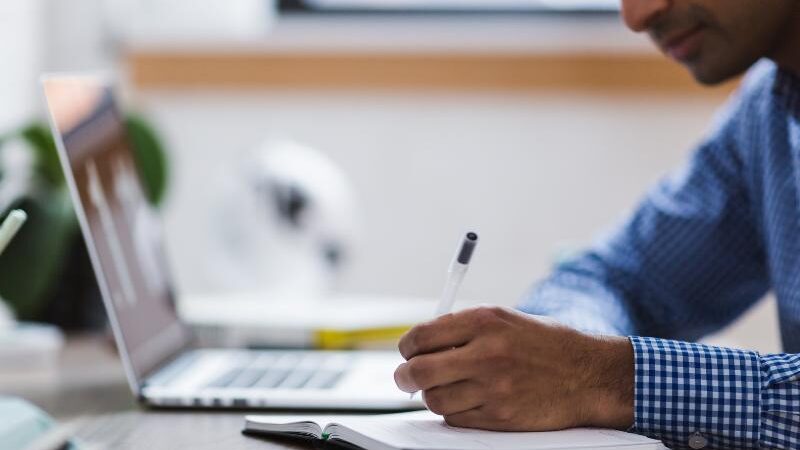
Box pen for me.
[435,231,479,316]
[412,231,479,399]
[0,209,27,256]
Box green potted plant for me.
[0,114,169,329]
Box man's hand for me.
[394,306,634,431]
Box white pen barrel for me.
[436,264,467,315]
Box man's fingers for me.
[442,406,516,431]
[394,345,475,393]
[399,307,507,360]
[422,380,484,416]
[441,407,488,429]
[399,313,473,360]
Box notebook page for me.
[244,416,323,438]
[244,414,366,438]
[328,412,661,450]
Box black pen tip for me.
[457,232,479,264]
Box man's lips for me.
[659,25,705,62]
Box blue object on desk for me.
[0,396,78,450]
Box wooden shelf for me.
[127,50,736,95]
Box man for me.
[393,1,800,449]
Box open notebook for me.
[243,410,664,450]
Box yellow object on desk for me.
[313,325,412,350]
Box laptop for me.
[41,74,422,410]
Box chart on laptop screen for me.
[43,77,190,381]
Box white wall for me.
[43,0,116,72]
[0,0,112,128]
[0,0,44,130]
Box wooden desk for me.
[0,335,347,449]
[75,410,310,450]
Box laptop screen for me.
[43,76,191,387]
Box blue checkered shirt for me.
[519,61,800,450]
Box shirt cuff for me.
[629,336,761,449]
[759,353,800,449]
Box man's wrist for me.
[577,334,635,429]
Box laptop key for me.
[279,369,315,389]
[207,368,243,388]
[229,368,267,388]
[254,368,291,388]
[320,371,345,389]
[303,369,345,390]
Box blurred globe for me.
[206,139,361,299]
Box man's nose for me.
[620,0,671,32]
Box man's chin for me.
[688,69,730,86]
[684,59,753,86]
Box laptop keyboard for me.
[206,352,349,390]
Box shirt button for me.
[688,432,708,449]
